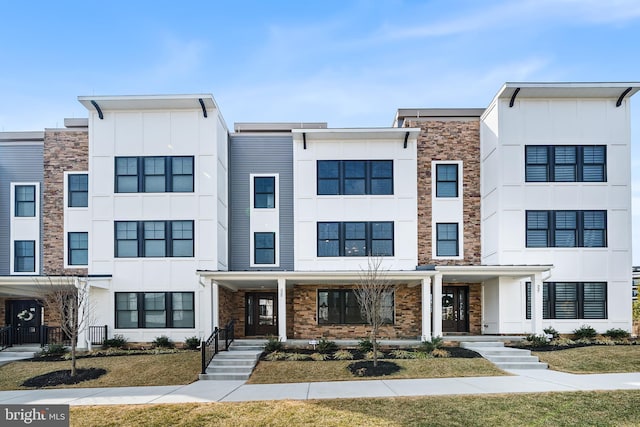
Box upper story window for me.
[68,232,88,266]
[254,232,276,264]
[317,160,393,195]
[14,240,35,272]
[525,146,606,182]
[317,221,394,257]
[115,220,194,258]
[15,185,36,217]
[435,164,459,197]
[526,210,606,248]
[436,223,459,257]
[68,174,88,207]
[115,156,194,193]
[254,177,275,208]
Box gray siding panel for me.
[229,135,294,271]
[0,144,44,275]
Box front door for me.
[245,293,278,336]
[6,300,42,344]
[442,287,469,333]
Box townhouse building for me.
[0,82,637,348]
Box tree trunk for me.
[371,329,378,367]
[71,333,77,377]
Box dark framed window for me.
[526,282,607,319]
[317,160,393,195]
[115,220,194,258]
[254,232,276,264]
[68,174,88,207]
[436,223,459,257]
[317,221,394,257]
[435,164,459,197]
[68,232,88,266]
[115,156,194,193]
[14,240,35,272]
[15,185,36,217]
[526,211,606,248]
[254,177,275,208]
[115,292,195,328]
[525,145,606,182]
[318,289,393,324]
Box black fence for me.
[0,325,11,350]
[201,320,235,374]
[89,325,108,346]
[40,325,71,347]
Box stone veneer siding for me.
[218,286,235,328]
[292,284,421,339]
[43,129,89,276]
[408,119,481,266]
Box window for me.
[317,160,393,195]
[317,222,394,257]
[254,177,275,208]
[68,232,88,266]
[254,232,275,264]
[526,282,607,319]
[526,211,606,248]
[115,221,194,257]
[68,174,88,207]
[115,292,195,328]
[115,157,194,193]
[436,223,459,257]
[15,185,36,217]
[435,164,458,197]
[14,240,35,272]
[525,146,606,182]
[318,289,393,324]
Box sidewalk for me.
[0,369,639,406]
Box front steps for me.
[0,345,41,366]
[460,341,548,370]
[199,339,265,381]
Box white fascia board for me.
[291,127,421,143]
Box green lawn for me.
[533,345,640,373]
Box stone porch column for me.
[211,280,220,331]
[432,273,443,338]
[421,277,432,341]
[530,273,544,335]
[278,278,287,342]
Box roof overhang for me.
[78,94,218,112]
[493,82,640,106]
[0,276,79,298]
[291,127,421,144]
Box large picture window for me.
[115,156,194,193]
[15,185,36,217]
[525,145,606,182]
[115,292,194,328]
[526,282,607,319]
[68,174,88,207]
[115,221,194,257]
[526,211,606,248]
[317,222,394,257]
[317,160,393,195]
[318,289,394,324]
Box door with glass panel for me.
[442,286,469,333]
[245,293,278,336]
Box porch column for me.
[211,280,220,331]
[432,273,443,338]
[530,273,544,335]
[277,278,287,342]
[421,277,432,341]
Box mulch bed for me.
[348,361,401,377]
[260,346,481,360]
[21,368,107,387]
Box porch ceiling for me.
[0,276,81,298]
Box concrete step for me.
[199,372,251,381]
[214,350,262,359]
[206,365,254,374]
[484,355,540,363]
[494,362,549,369]
[212,358,258,366]
[460,341,547,370]
[467,348,532,356]
[0,351,38,358]
[460,342,504,348]
[199,340,265,381]
[229,345,265,351]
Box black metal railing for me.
[40,325,71,347]
[201,320,235,374]
[0,325,12,350]
[88,325,108,346]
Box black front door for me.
[442,287,469,333]
[6,300,42,344]
[245,293,278,336]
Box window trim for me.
[66,172,89,208]
[14,240,36,273]
[317,221,394,257]
[254,232,276,265]
[317,289,394,325]
[435,222,460,258]
[14,184,36,217]
[114,220,194,258]
[435,163,459,198]
[67,232,88,266]
[526,282,607,320]
[316,160,393,195]
[253,176,276,209]
[115,156,195,193]
[525,210,607,248]
[525,145,607,183]
[115,292,195,329]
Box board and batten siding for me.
[229,135,294,271]
[0,143,44,275]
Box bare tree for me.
[37,276,91,377]
[354,257,395,367]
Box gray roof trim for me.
[0,131,44,142]
[234,122,328,132]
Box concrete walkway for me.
[0,369,639,406]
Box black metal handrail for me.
[0,325,12,350]
[40,325,71,347]
[201,320,235,374]
[88,325,108,346]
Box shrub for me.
[543,327,559,339]
[595,337,615,346]
[549,337,575,347]
[265,351,286,361]
[414,351,434,360]
[357,337,375,352]
[604,328,630,340]
[264,336,283,352]
[152,335,175,349]
[525,334,549,347]
[431,348,450,358]
[333,349,354,360]
[573,325,597,340]
[103,334,128,349]
[316,338,338,353]
[286,352,309,361]
[184,336,200,350]
[390,349,415,359]
[364,350,385,360]
[40,344,68,357]
[575,338,593,345]
[310,352,329,361]
[417,336,443,353]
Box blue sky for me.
[2,0,640,262]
